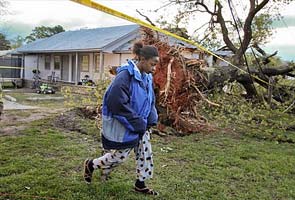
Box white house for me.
[16,25,143,84]
[16,24,225,84]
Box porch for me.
[23,51,132,84]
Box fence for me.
[0,57,22,78]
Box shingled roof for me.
[16,24,139,53]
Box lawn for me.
[1,90,295,200]
[1,116,295,200]
[3,90,66,108]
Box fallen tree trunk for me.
[204,63,295,100]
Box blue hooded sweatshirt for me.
[101,60,158,150]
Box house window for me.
[54,56,61,70]
[79,55,89,72]
[95,54,100,72]
[45,55,51,70]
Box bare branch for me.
[252,43,266,56]
[192,21,211,33]
[192,85,220,107]
[254,0,269,15]
[195,1,216,15]
[236,0,270,60]
[265,51,278,60]
[136,9,156,26]
[183,8,213,14]
[216,1,238,53]
[198,32,211,43]
[154,1,174,12]
[263,50,278,65]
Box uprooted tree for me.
[139,26,294,134]
[141,27,216,134]
[131,0,295,134]
[154,0,295,100]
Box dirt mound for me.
[52,107,97,134]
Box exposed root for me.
[141,27,217,134]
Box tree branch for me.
[136,9,156,26]
[252,43,266,56]
[236,0,270,61]
[216,2,238,53]
[263,50,278,64]
[154,1,174,12]
[192,21,210,33]
[260,65,294,76]
[195,1,216,15]
[254,0,269,15]
[183,8,213,14]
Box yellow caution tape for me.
[0,66,23,70]
[70,0,270,85]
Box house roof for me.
[16,24,140,53]
[16,24,208,55]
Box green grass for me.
[3,91,66,108]
[4,90,99,109]
[1,90,295,199]
[202,91,295,143]
[1,117,295,200]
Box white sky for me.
[3,0,166,32]
[1,0,295,60]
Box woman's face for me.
[140,56,159,74]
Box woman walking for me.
[83,41,159,195]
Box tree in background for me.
[154,0,295,99]
[25,25,65,43]
[10,35,24,49]
[0,32,10,50]
[160,0,293,64]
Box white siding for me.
[121,53,133,64]
[24,55,38,79]
[98,53,133,80]
[38,54,52,80]
[104,53,120,67]
[97,53,120,80]
[92,53,101,81]
[24,52,133,82]
[103,53,132,67]
[52,55,61,80]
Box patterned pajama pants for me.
[92,130,154,181]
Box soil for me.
[0,107,66,136]
[52,108,86,133]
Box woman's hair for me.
[132,41,159,60]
